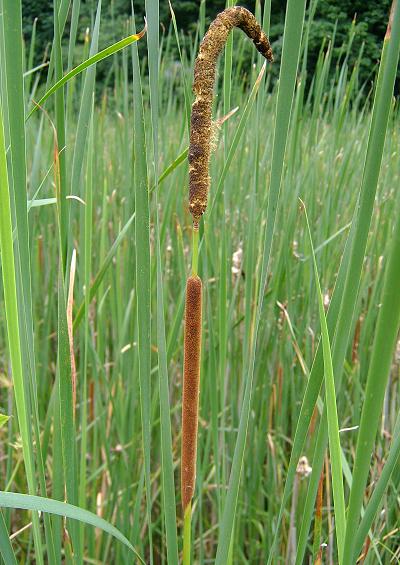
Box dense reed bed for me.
[0,1,399,563]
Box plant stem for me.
[183,502,192,565]
[192,225,199,276]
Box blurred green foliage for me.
[302,1,393,87]
[22,0,396,93]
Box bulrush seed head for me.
[188,6,273,221]
[181,275,202,510]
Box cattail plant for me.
[181,6,273,562]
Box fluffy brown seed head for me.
[188,6,273,221]
[181,275,202,510]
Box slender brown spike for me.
[188,6,273,221]
[181,275,202,511]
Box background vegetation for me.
[0,0,399,563]
[22,0,398,92]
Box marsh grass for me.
[0,0,399,563]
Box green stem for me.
[192,225,199,276]
[183,502,192,565]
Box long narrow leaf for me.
[131,11,153,562]
[0,492,145,564]
[146,0,179,561]
[0,92,44,564]
[0,511,17,565]
[73,212,135,330]
[303,201,346,563]
[278,4,400,560]
[342,16,400,550]
[26,26,146,120]
[216,2,307,563]
[353,413,400,557]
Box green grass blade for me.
[67,0,81,72]
[0,174,44,558]
[73,212,135,330]
[146,0,179,561]
[150,148,188,192]
[28,197,57,208]
[0,6,45,554]
[276,4,400,559]
[78,102,94,559]
[57,263,80,559]
[2,1,399,562]
[25,16,37,97]
[303,201,346,562]
[53,0,68,272]
[26,27,146,120]
[155,201,180,565]
[0,511,17,565]
[131,11,153,561]
[0,492,145,564]
[342,26,400,557]
[215,2,307,563]
[353,413,400,557]
[69,0,101,211]
[208,63,265,219]
[168,0,191,130]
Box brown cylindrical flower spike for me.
[181,6,273,546]
[181,275,202,510]
[188,6,273,222]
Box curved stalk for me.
[188,6,273,222]
[181,7,273,562]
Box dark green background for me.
[22,1,394,92]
